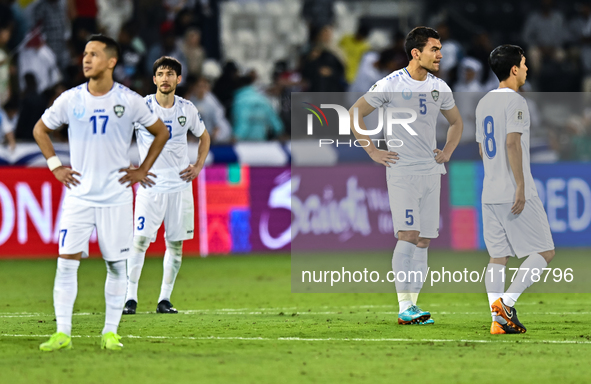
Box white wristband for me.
[47,156,62,171]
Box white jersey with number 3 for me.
[475,88,538,204]
[41,82,158,207]
[363,68,455,176]
[135,94,206,194]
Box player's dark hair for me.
[489,44,525,82]
[87,34,120,61]
[404,26,440,61]
[152,56,183,77]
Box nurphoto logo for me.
[303,102,419,148]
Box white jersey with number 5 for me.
[135,95,206,194]
[475,88,538,204]
[41,82,158,207]
[363,68,455,176]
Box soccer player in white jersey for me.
[122,56,211,315]
[350,27,463,325]
[33,35,169,351]
[476,45,555,334]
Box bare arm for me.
[348,96,399,167]
[32,119,81,188]
[506,132,525,214]
[118,119,169,188]
[437,106,463,163]
[180,128,211,182]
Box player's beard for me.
[159,85,176,95]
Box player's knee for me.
[105,260,126,278]
[398,231,419,245]
[540,249,555,264]
[489,256,508,266]
[133,236,151,253]
[166,240,183,259]
[417,238,430,248]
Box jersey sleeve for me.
[131,94,159,127]
[363,79,392,108]
[475,101,484,143]
[439,81,455,111]
[189,105,206,137]
[41,92,70,130]
[506,96,529,134]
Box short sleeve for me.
[506,97,528,134]
[41,92,70,130]
[363,79,392,108]
[475,102,484,143]
[440,82,455,111]
[132,95,158,127]
[190,106,206,137]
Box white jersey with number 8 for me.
[475,88,538,204]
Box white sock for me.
[157,241,183,303]
[126,251,146,302]
[410,247,428,305]
[485,263,506,319]
[392,240,416,313]
[503,253,548,307]
[54,258,80,336]
[103,260,127,335]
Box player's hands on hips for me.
[118,167,157,188]
[180,164,202,182]
[53,166,81,189]
[511,187,526,215]
[433,149,451,163]
[369,150,398,167]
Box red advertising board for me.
[0,167,200,258]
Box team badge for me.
[431,89,439,101]
[402,88,412,100]
[517,110,523,120]
[178,116,187,126]
[114,105,125,117]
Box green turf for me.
[1,252,590,384]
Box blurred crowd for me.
[0,0,590,162]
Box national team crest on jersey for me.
[114,105,125,117]
[178,116,187,126]
[402,88,412,100]
[431,90,439,101]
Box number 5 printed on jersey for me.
[483,116,496,159]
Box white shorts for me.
[58,203,133,261]
[483,196,555,258]
[387,173,441,239]
[134,187,195,242]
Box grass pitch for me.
[1,251,590,384]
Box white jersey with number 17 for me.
[475,88,538,204]
[135,95,206,194]
[41,82,158,207]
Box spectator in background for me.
[232,72,283,141]
[570,2,591,92]
[180,27,205,78]
[68,0,98,54]
[164,0,194,22]
[6,0,28,51]
[19,32,61,95]
[302,0,335,29]
[0,103,15,151]
[96,0,133,39]
[32,0,70,70]
[522,0,566,74]
[301,25,346,92]
[146,25,188,79]
[436,22,462,84]
[467,32,498,91]
[15,73,47,141]
[213,61,240,121]
[0,12,12,106]
[174,8,197,39]
[114,22,146,88]
[349,47,401,93]
[188,76,231,143]
[339,24,371,84]
[454,57,484,148]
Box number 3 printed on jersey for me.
[166,125,172,140]
[483,116,496,159]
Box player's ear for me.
[177,75,182,85]
[108,56,117,70]
[153,76,157,85]
[411,48,420,60]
